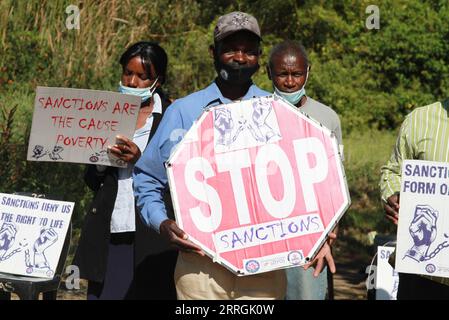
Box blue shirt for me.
[133,81,270,232]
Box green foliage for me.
[341,129,398,235]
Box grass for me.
[341,129,398,246]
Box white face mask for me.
[118,77,159,102]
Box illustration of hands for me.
[252,100,271,126]
[214,108,234,146]
[405,205,438,262]
[0,223,17,260]
[31,228,58,269]
[249,100,279,143]
[31,145,64,161]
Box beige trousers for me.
[174,252,286,300]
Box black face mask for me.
[214,59,260,85]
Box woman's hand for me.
[108,135,141,164]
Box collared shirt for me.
[133,81,270,232]
[110,93,162,233]
[380,99,449,286]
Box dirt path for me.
[331,238,372,300]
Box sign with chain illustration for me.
[396,160,449,278]
[0,193,74,279]
[27,86,141,167]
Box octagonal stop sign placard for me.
[167,95,350,275]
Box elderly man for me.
[267,40,342,300]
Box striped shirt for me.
[380,99,449,286]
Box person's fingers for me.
[160,220,204,256]
[116,135,132,145]
[164,222,204,255]
[108,145,123,156]
[302,260,312,270]
[384,203,399,218]
[326,252,336,274]
[171,237,204,256]
[385,214,398,225]
[108,145,139,163]
[313,258,325,277]
[168,222,188,240]
[328,232,337,240]
[387,195,400,210]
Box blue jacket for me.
[133,81,269,232]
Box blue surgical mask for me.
[118,78,158,103]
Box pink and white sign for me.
[167,96,350,275]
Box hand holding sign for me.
[108,135,141,164]
[384,194,400,225]
[160,219,204,256]
[303,231,337,277]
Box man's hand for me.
[383,194,400,225]
[303,232,337,277]
[108,135,141,164]
[160,219,204,256]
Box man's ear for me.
[266,65,272,80]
